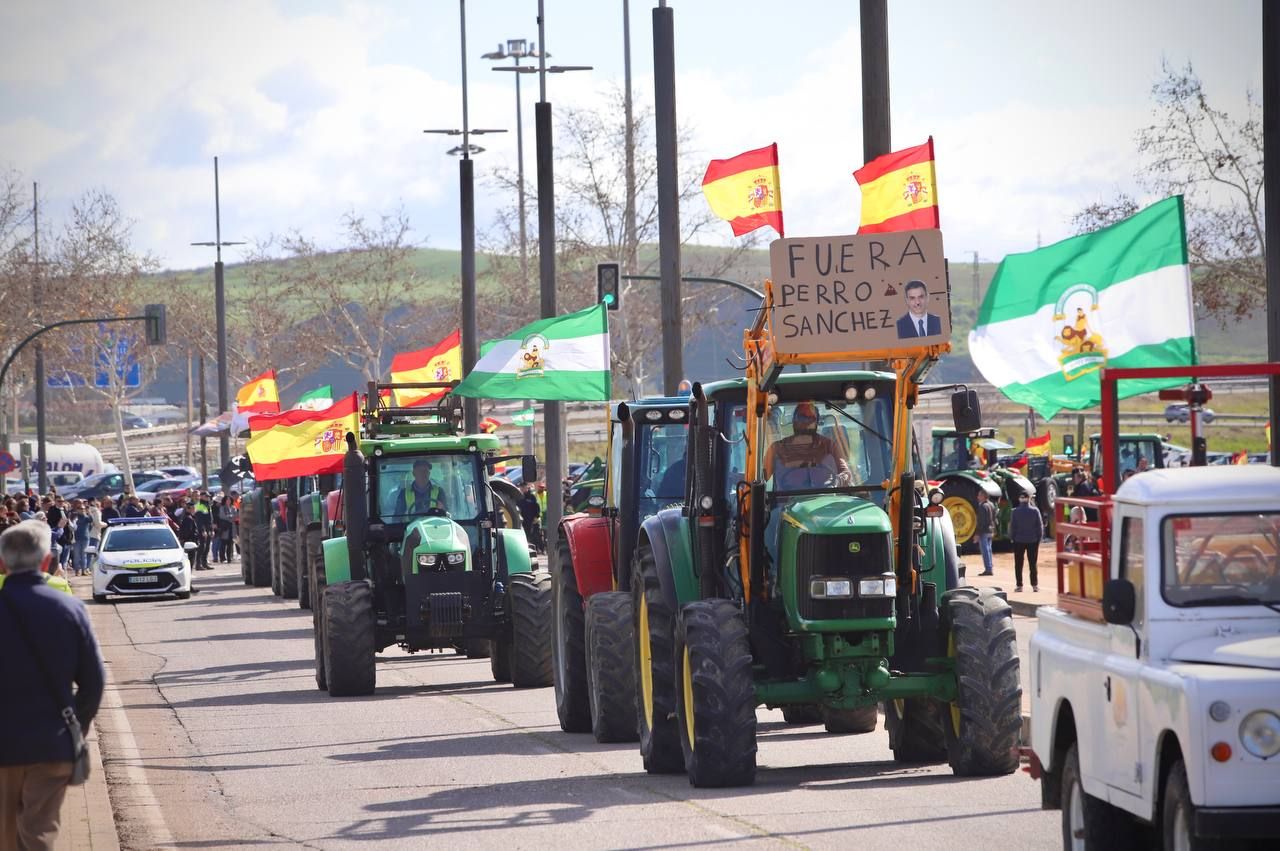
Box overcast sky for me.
[0,0,1263,272]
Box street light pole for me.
[653,0,683,396]
[32,182,47,493]
[191,157,243,475]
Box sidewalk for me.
[961,542,1059,617]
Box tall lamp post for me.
[191,156,244,476]
[426,0,505,435]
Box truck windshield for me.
[1162,512,1280,607]
[375,454,482,523]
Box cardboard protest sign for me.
[766,230,950,355]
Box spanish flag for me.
[236,369,280,415]
[246,394,360,480]
[390,330,463,407]
[853,137,939,233]
[1025,430,1052,456]
[701,143,784,238]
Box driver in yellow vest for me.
[394,459,447,516]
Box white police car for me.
[89,517,196,603]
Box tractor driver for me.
[393,459,448,517]
[764,401,853,490]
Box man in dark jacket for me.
[1009,492,1045,592]
[518,486,542,551]
[0,520,106,849]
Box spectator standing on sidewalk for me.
[70,502,93,576]
[1009,492,1044,593]
[0,520,106,850]
[193,494,212,570]
[974,489,996,576]
[99,497,119,526]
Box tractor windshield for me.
[375,454,484,523]
[638,422,687,518]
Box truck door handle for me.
[1104,676,1112,702]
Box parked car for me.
[158,465,200,479]
[1164,403,1215,424]
[63,470,168,500]
[134,478,191,496]
[122,414,154,430]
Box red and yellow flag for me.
[236,369,280,415]
[390,330,462,407]
[1025,430,1052,456]
[701,143,784,238]
[853,137,939,233]
[246,394,360,480]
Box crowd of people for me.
[0,486,242,577]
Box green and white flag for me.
[969,196,1197,419]
[294,384,334,411]
[454,304,610,401]
[511,407,536,428]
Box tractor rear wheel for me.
[553,540,591,732]
[270,526,282,596]
[250,525,271,587]
[240,525,253,585]
[886,698,948,763]
[1036,477,1057,517]
[297,528,313,610]
[943,586,1022,776]
[585,591,638,743]
[279,530,298,600]
[941,484,980,547]
[632,542,684,774]
[822,705,879,734]
[322,580,376,696]
[510,571,553,688]
[781,705,823,725]
[674,599,757,788]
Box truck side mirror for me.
[522,455,538,484]
[1102,579,1135,626]
[951,389,982,433]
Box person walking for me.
[0,520,106,850]
[974,489,996,576]
[1009,492,1044,592]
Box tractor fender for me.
[638,507,698,612]
[939,471,1002,501]
[921,510,961,592]
[560,514,615,598]
[494,527,532,576]
[323,536,351,585]
[488,476,523,512]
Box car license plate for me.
[129,574,160,584]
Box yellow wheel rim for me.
[947,632,961,736]
[942,495,978,543]
[682,646,695,750]
[639,594,654,730]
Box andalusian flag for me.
[246,394,359,480]
[969,197,1197,420]
[236,369,280,415]
[854,137,939,233]
[511,407,535,428]
[453,305,610,401]
[701,143,784,237]
[390,330,462,407]
[294,385,333,411]
[1025,431,1052,456]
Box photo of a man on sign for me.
[895,280,943,339]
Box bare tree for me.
[1073,63,1264,323]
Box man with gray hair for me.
[0,520,105,850]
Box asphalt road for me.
[83,561,1058,850]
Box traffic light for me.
[597,262,621,310]
[144,303,166,345]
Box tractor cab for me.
[929,426,1034,546]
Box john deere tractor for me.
[630,262,1022,787]
[927,427,1035,548]
[314,383,551,696]
[554,396,689,742]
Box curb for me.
[1009,599,1042,618]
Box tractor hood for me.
[992,469,1036,497]
[782,494,892,535]
[402,515,473,576]
[1168,634,1280,672]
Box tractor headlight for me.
[856,575,898,598]
[417,553,438,568]
[446,551,466,565]
[809,578,853,599]
[929,488,944,505]
[1239,710,1280,759]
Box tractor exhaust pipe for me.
[343,431,368,582]
[895,471,915,627]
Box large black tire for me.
[490,638,512,682]
[1061,742,1136,849]
[240,524,253,585]
[552,540,591,732]
[943,586,1022,776]
[1036,477,1058,517]
[822,705,878,734]
[322,580,376,697]
[92,593,107,604]
[250,525,271,587]
[463,640,490,659]
[674,599,757,788]
[279,530,298,600]
[585,591,638,743]
[269,526,282,596]
[781,705,823,725]
[310,531,327,690]
[632,542,684,774]
[1161,759,1219,851]
[510,571,553,688]
[297,528,314,610]
[886,698,948,763]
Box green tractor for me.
[314,384,551,696]
[629,304,1021,786]
[239,485,274,588]
[927,427,1036,548]
[1052,432,1166,496]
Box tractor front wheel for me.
[943,586,1021,776]
[941,488,980,547]
[269,526,282,596]
[311,534,328,690]
[886,698,948,763]
[781,705,823,725]
[552,541,591,732]
[632,542,684,774]
[674,599,757,788]
[822,705,878,734]
[490,636,512,682]
[250,525,271,587]
[279,530,298,600]
[322,580,376,697]
[297,528,314,610]
[586,591,638,743]
[510,571,553,688]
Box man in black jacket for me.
[0,520,106,849]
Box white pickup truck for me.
[1029,465,1280,849]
